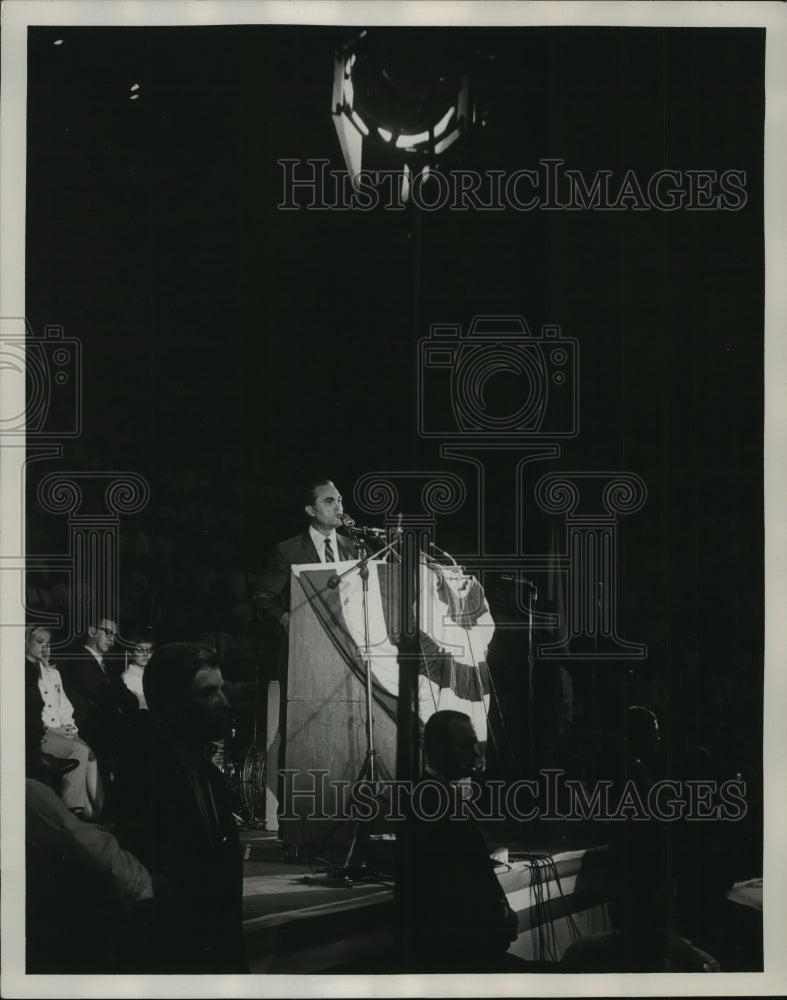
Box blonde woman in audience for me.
[25,626,103,819]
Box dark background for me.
[24,26,764,819]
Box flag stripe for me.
[295,561,494,746]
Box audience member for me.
[25,679,154,973]
[111,642,247,973]
[121,626,154,709]
[60,615,139,763]
[560,705,720,972]
[25,626,103,819]
[671,742,748,966]
[401,710,522,973]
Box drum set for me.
[210,727,267,826]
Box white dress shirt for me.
[309,525,340,564]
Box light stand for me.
[502,572,540,777]
[393,519,426,972]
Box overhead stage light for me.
[331,30,478,202]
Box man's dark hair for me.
[423,710,472,755]
[303,476,334,508]
[143,642,218,721]
[85,611,115,631]
[624,705,660,759]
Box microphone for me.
[340,514,386,537]
[501,574,538,598]
[327,574,341,589]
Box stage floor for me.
[240,825,613,973]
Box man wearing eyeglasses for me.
[61,617,138,759]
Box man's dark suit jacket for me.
[59,648,138,754]
[111,714,247,973]
[255,529,359,630]
[402,774,518,972]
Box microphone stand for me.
[307,530,399,883]
[523,578,538,776]
[326,533,400,590]
[502,573,539,776]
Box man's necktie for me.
[324,537,334,563]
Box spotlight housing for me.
[332,30,477,201]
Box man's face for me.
[431,719,482,780]
[180,666,231,743]
[305,482,344,532]
[88,619,117,655]
[25,629,51,664]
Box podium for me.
[264,556,495,849]
[273,562,397,850]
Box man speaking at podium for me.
[256,477,357,634]
[255,477,358,828]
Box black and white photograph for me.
[1,1,786,996]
